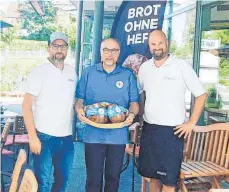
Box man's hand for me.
[29,136,41,155]
[123,113,135,126]
[174,121,195,139]
[76,108,87,123]
[209,49,219,56]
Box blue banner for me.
[111,1,167,64]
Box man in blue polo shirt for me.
[75,38,139,192]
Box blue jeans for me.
[33,132,74,192]
[85,143,126,192]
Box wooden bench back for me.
[185,123,229,169]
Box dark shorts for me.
[137,122,184,187]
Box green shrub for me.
[205,87,222,109]
[0,39,48,51]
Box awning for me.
[0,20,13,29]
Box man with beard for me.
[23,32,77,192]
[75,38,139,192]
[137,30,208,192]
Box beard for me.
[151,49,167,60]
[50,53,66,64]
[104,58,115,66]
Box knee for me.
[162,184,175,192]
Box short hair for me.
[100,38,121,50]
[149,29,167,41]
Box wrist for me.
[28,133,38,140]
[77,107,84,113]
[189,119,197,126]
[129,112,136,118]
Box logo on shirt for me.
[116,81,124,89]
[68,78,75,82]
[157,171,167,176]
[163,76,176,81]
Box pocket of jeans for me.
[37,131,52,141]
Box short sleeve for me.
[24,68,43,96]
[182,62,206,97]
[129,72,140,102]
[75,68,89,99]
[138,66,144,94]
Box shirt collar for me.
[47,58,65,71]
[151,54,174,67]
[96,63,122,74]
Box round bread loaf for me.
[107,104,128,123]
[85,105,108,124]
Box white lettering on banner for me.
[127,32,149,45]
[125,19,159,33]
[125,4,162,45]
[128,4,161,19]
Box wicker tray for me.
[81,115,126,129]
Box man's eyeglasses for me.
[102,48,120,54]
[51,44,68,50]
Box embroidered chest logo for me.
[116,81,124,89]
[163,76,176,81]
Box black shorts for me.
[137,122,184,187]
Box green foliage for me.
[219,58,229,79]
[62,25,77,51]
[205,87,222,109]
[207,87,217,98]
[203,30,229,46]
[1,27,18,46]
[20,1,57,41]
[0,39,47,51]
[1,58,45,91]
[103,27,111,39]
[169,23,195,59]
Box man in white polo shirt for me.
[23,32,77,192]
[137,30,208,192]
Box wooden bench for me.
[179,123,229,191]
[131,123,229,191]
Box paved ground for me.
[2,143,141,192]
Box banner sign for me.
[111,1,167,64]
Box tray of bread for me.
[81,102,129,129]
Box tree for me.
[1,27,18,46]
[20,1,56,41]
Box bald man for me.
[75,38,139,192]
[137,30,208,192]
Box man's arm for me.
[189,93,208,125]
[124,102,139,126]
[22,93,41,154]
[174,93,208,138]
[74,98,87,123]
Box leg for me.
[104,144,125,192]
[85,143,106,192]
[149,178,162,192]
[161,185,175,192]
[51,136,74,192]
[33,138,52,192]
[141,177,147,192]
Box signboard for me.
[111,1,167,64]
